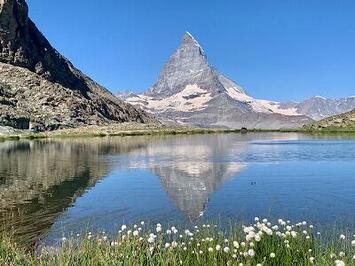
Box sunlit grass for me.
[1,218,354,265]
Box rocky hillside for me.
[120,32,312,129]
[0,0,155,131]
[304,109,355,130]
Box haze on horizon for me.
[27,0,355,102]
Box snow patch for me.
[226,87,300,116]
[125,84,212,112]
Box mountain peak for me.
[181,31,205,54]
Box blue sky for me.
[27,0,355,101]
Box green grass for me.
[1,219,354,265]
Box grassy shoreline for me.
[1,123,354,142]
[1,218,354,265]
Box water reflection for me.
[125,136,247,221]
[0,132,353,247]
[0,138,149,246]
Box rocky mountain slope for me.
[119,32,313,129]
[0,0,154,131]
[304,109,355,130]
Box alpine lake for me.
[0,132,354,248]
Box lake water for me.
[0,133,354,247]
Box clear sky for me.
[27,0,355,101]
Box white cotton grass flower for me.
[351,240,355,246]
[340,234,346,240]
[133,230,139,236]
[223,247,230,253]
[247,249,255,257]
[121,225,127,231]
[208,247,214,252]
[233,241,239,248]
[164,243,170,248]
[215,245,221,251]
[335,260,345,266]
[339,251,345,257]
[309,257,315,263]
[270,252,276,258]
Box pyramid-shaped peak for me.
[182,31,203,47]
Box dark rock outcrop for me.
[0,0,155,131]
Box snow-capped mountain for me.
[281,96,355,120]
[119,32,315,129]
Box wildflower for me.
[140,221,144,225]
[121,225,127,231]
[199,250,203,254]
[247,249,255,257]
[303,230,308,235]
[232,254,237,258]
[183,247,187,251]
[302,221,307,225]
[216,245,221,251]
[164,243,170,248]
[262,218,268,223]
[335,260,345,266]
[330,253,336,259]
[286,225,292,231]
[309,257,315,264]
[339,251,345,257]
[208,247,214,252]
[156,226,162,233]
[308,249,312,253]
[148,237,155,243]
[291,231,297,238]
[103,236,108,241]
[317,232,321,235]
[255,235,261,242]
[233,241,239,248]
[127,230,131,236]
[306,236,310,239]
[224,247,230,253]
[254,217,260,222]
[133,230,139,236]
[270,252,276,258]
[351,240,355,246]
[241,242,246,247]
[309,225,314,229]
[166,229,172,235]
[61,237,67,242]
[340,234,346,240]
[250,242,255,247]
[272,225,279,230]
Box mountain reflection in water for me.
[1,132,347,248]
